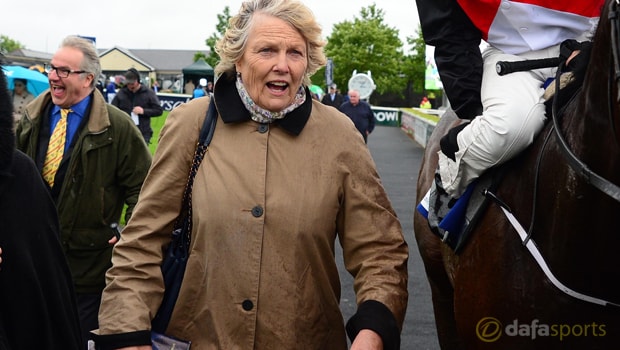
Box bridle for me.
[608,0,620,147]
[610,0,620,101]
[549,0,620,203]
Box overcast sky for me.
[2,0,420,54]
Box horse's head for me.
[580,1,620,142]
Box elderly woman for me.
[95,0,408,349]
[11,78,34,123]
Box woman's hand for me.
[350,329,383,350]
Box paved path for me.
[337,125,440,349]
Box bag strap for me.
[176,98,217,228]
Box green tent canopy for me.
[182,58,215,89]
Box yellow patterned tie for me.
[42,108,71,187]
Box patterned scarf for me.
[235,73,306,123]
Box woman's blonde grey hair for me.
[215,0,327,86]
[60,36,101,89]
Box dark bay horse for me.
[414,1,620,348]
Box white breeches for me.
[438,44,561,197]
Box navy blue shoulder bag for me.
[150,97,217,349]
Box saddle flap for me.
[419,168,504,253]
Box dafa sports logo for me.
[476,317,607,342]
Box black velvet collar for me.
[212,73,312,136]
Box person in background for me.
[193,78,207,99]
[339,89,375,143]
[112,68,163,144]
[105,78,116,103]
[419,96,432,109]
[416,0,603,209]
[95,80,104,95]
[14,36,152,348]
[152,80,160,93]
[206,80,214,95]
[94,0,408,349]
[0,56,82,350]
[320,83,344,109]
[11,78,34,123]
[184,79,195,95]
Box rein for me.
[550,61,620,203]
[608,0,620,147]
[486,6,620,307]
[610,0,620,100]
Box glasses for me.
[44,64,88,78]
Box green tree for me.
[0,35,24,54]
[201,6,232,67]
[323,4,406,99]
[403,26,427,94]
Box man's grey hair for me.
[60,36,101,89]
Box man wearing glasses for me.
[111,68,163,144]
[14,36,152,347]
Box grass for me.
[148,110,168,154]
[403,107,440,123]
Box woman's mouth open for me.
[267,81,288,95]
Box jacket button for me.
[258,124,268,133]
[242,299,254,311]
[251,206,263,217]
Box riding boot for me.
[426,169,459,239]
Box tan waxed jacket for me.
[98,83,408,349]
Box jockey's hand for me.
[560,39,592,76]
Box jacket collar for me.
[213,73,312,136]
[25,89,111,133]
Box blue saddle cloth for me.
[417,181,476,247]
[417,168,502,253]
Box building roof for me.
[98,47,155,71]
[6,46,212,84]
[4,48,53,66]
[98,47,210,76]
[128,49,208,71]
[7,48,53,60]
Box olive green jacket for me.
[15,89,152,293]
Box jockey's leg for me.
[438,44,560,198]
